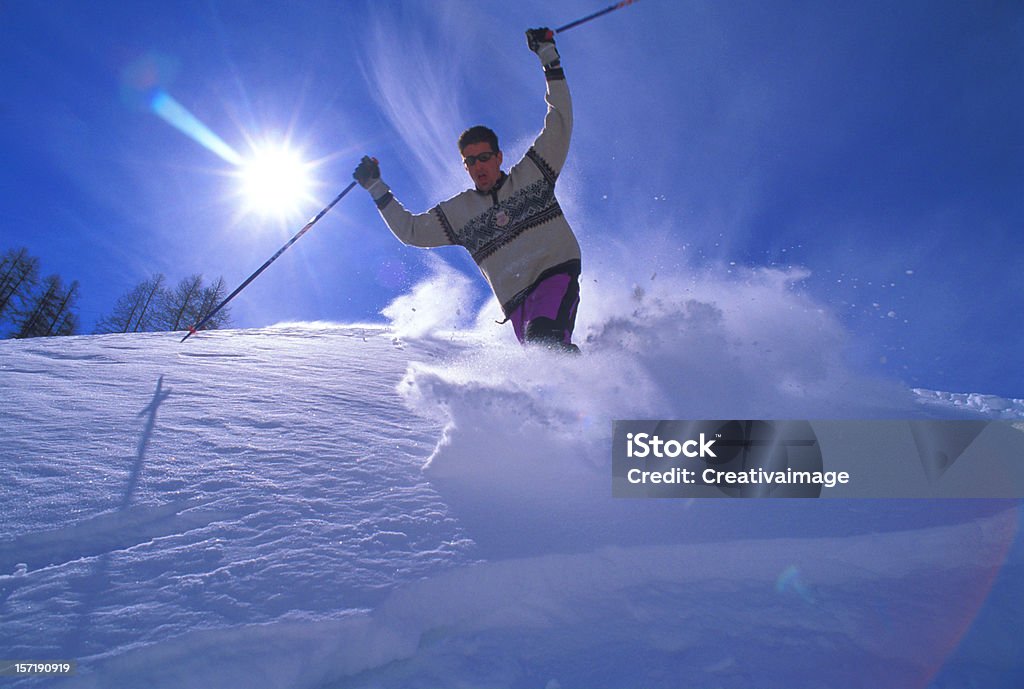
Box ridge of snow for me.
[913,388,1024,419]
[2,263,1022,687]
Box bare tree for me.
[13,275,79,338]
[195,276,231,331]
[0,248,41,323]
[95,274,166,334]
[160,274,205,332]
[48,280,80,336]
[97,273,231,335]
[52,309,79,337]
[157,274,231,332]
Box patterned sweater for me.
[370,65,581,315]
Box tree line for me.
[93,273,231,334]
[1,247,230,339]
[0,248,79,338]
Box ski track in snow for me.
[2,269,1023,689]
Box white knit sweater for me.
[368,65,581,314]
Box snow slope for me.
[2,265,1023,688]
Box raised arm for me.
[353,155,453,248]
[525,28,572,175]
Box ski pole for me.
[554,0,641,34]
[181,181,358,343]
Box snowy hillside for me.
[2,266,1023,688]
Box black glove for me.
[353,155,380,188]
[526,27,559,67]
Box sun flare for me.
[237,144,315,219]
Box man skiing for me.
[354,28,582,352]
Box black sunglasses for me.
[463,151,498,167]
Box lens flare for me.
[149,89,242,166]
[146,88,317,219]
[237,144,315,219]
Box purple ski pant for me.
[508,272,580,346]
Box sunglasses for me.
[463,151,498,167]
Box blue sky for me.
[1,0,1021,397]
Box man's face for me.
[462,142,503,193]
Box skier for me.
[354,28,582,352]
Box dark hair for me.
[458,125,499,154]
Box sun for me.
[237,144,316,219]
